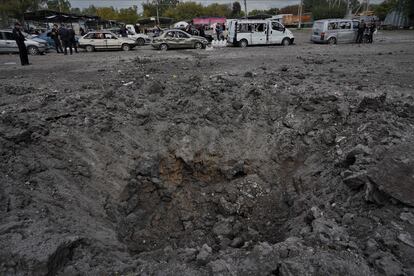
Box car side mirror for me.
[283,27,286,33]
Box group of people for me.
[356,19,377,44]
[50,24,79,55]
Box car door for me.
[236,23,252,45]
[104,33,119,49]
[87,33,106,49]
[163,31,177,49]
[327,22,338,40]
[269,21,285,44]
[250,23,267,45]
[176,31,192,48]
[338,20,353,43]
[0,32,7,52]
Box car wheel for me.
[85,45,95,52]
[239,39,248,48]
[159,43,168,51]
[122,44,131,51]
[194,42,203,49]
[136,38,145,46]
[328,37,337,45]
[282,38,290,46]
[27,46,40,55]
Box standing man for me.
[51,24,63,53]
[12,22,29,66]
[68,27,78,53]
[368,20,376,43]
[59,25,72,55]
[215,23,221,40]
[356,19,366,44]
[120,26,128,37]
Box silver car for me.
[0,30,48,55]
[151,29,209,51]
[311,19,360,44]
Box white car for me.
[127,33,151,46]
[227,19,295,47]
[125,25,151,45]
[0,29,48,55]
[78,31,137,52]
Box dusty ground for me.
[0,29,414,275]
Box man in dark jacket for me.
[59,25,72,55]
[368,20,376,43]
[356,20,366,43]
[68,27,78,53]
[120,26,128,37]
[12,22,29,66]
[50,24,63,53]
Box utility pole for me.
[298,0,303,29]
[156,0,160,25]
[244,0,247,18]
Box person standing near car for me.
[79,27,85,36]
[215,23,221,40]
[368,20,376,43]
[356,19,366,43]
[12,22,29,66]
[68,27,78,53]
[51,24,63,53]
[59,25,72,55]
[120,26,128,37]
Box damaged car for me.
[151,29,209,51]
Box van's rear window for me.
[313,22,324,30]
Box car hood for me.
[31,37,48,43]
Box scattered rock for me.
[398,233,414,247]
[400,212,414,225]
[196,244,212,265]
[343,171,368,190]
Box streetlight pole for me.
[298,0,303,29]
[156,0,160,25]
[244,0,247,18]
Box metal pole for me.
[156,0,160,25]
[298,0,303,29]
[244,0,247,18]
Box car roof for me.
[163,29,187,32]
[315,19,355,23]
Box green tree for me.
[82,5,98,16]
[164,2,204,20]
[117,5,139,24]
[280,5,300,15]
[268,8,280,15]
[96,6,118,21]
[204,3,232,17]
[47,0,71,13]
[70,7,81,15]
[232,1,242,16]
[142,0,179,17]
[0,0,47,23]
[248,9,268,16]
[312,5,347,20]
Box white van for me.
[227,19,294,48]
